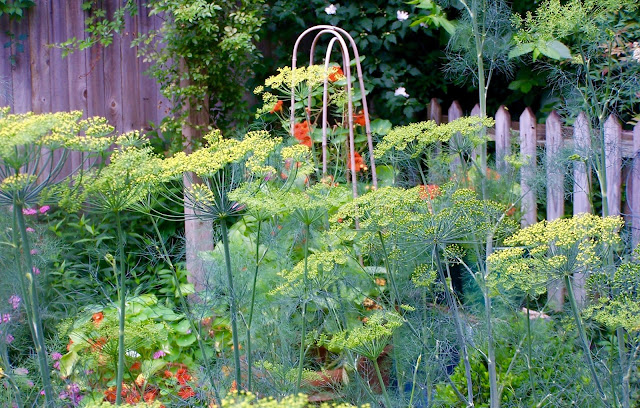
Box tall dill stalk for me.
[295,222,311,392]
[114,210,127,405]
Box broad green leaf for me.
[546,40,572,59]
[508,43,535,59]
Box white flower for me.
[397,10,409,21]
[633,44,640,63]
[325,4,337,15]
[394,87,409,98]
[125,350,141,358]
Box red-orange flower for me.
[178,385,196,399]
[130,361,141,371]
[104,387,117,403]
[175,368,192,385]
[163,370,173,379]
[353,110,366,127]
[144,389,159,403]
[346,151,366,172]
[66,338,73,351]
[270,100,283,114]
[328,66,344,82]
[293,121,312,147]
[92,312,104,327]
[418,184,441,200]
[90,337,107,352]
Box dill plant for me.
[0,108,113,406]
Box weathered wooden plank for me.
[28,0,52,114]
[120,10,141,131]
[545,111,565,309]
[604,114,622,216]
[573,112,591,214]
[137,1,159,130]
[448,101,463,171]
[428,98,442,124]
[49,0,70,114]
[11,13,32,113]
[520,108,537,226]
[102,1,123,130]
[494,105,511,174]
[470,103,480,162]
[632,123,640,249]
[546,111,564,220]
[0,16,14,108]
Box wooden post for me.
[470,103,481,163]
[545,111,565,309]
[448,101,463,172]
[571,112,592,309]
[632,123,640,250]
[573,113,591,214]
[429,98,442,124]
[604,114,622,217]
[520,108,537,226]
[0,16,14,108]
[494,105,511,174]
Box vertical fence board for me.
[28,0,51,114]
[545,111,566,309]
[10,17,32,113]
[448,101,463,171]
[632,123,640,249]
[573,113,591,214]
[495,105,511,173]
[120,12,141,131]
[429,98,442,124]
[103,1,123,130]
[604,115,622,216]
[470,103,480,162]
[138,3,158,129]
[520,108,537,226]
[0,16,14,108]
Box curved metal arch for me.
[290,25,378,196]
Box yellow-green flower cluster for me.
[374,116,495,159]
[159,130,280,180]
[220,391,368,408]
[281,144,314,176]
[327,310,403,360]
[0,173,37,193]
[262,65,329,91]
[272,249,349,295]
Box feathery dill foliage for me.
[373,116,495,159]
[219,391,368,408]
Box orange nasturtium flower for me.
[346,151,367,172]
[293,121,312,147]
[419,184,441,200]
[353,110,366,127]
[92,311,104,327]
[270,100,283,114]
[328,65,344,82]
[178,386,196,399]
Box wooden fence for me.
[0,1,167,130]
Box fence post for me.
[495,105,511,174]
[471,103,481,162]
[632,123,640,249]
[429,98,442,124]
[449,101,463,171]
[545,111,565,309]
[604,114,622,217]
[573,113,591,214]
[571,112,592,309]
[520,108,537,226]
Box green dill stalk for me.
[434,248,474,407]
[114,210,127,405]
[373,358,393,407]
[246,219,262,391]
[295,223,310,392]
[565,275,610,407]
[221,220,242,389]
[525,296,536,402]
[149,216,221,404]
[14,204,55,406]
[408,354,422,407]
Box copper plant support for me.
[290,25,378,200]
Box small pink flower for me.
[53,361,60,370]
[32,267,40,275]
[2,313,10,323]
[26,227,35,233]
[22,208,37,216]
[8,294,21,309]
[40,390,45,396]
[6,334,14,343]
[30,249,38,255]
[51,352,63,360]
[39,205,50,214]
[153,350,167,359]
